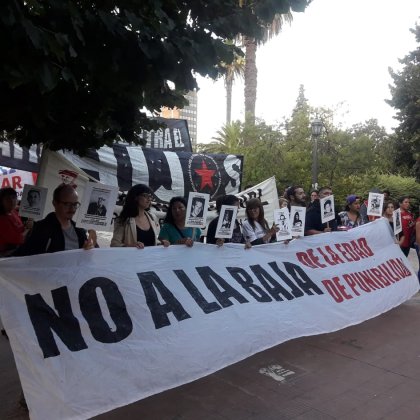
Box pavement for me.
[1,250,419,420]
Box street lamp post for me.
[311,118,323,190]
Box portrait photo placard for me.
[367,192,384,217]
[393,208,402,236]
[185,192,210,228]
[320,195,336,224]
[76,183,119,231]
[290,205,306,237]
[274,208,292,241]
[19,185,48,221]
[215,205,238,239]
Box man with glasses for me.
[305,186,340,235]
[14,184,97,255]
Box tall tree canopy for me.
[387,23,420,181]
[0,0,309,154]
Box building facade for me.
[160,90,198,149]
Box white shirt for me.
[242,220,267,243]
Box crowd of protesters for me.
[1,184,419,275]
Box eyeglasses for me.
[59,201,81,209]
[139,193,153,200]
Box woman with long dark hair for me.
[111,184,168,248]
[242,198,277,245]
[158,196,201,246]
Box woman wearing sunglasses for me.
[111,184,169,248]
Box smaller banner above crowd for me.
[0,118,191,173]
[138,118,192,152]
[0,218,418,420]
[0,166,37,198]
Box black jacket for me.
[14,212,87,256]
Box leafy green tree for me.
[387,23,420,181]
[0,0,309,154]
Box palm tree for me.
[221,53,245,124]
[198,121,243,154]
[243,13,293,128]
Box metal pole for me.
[311,134,318,190]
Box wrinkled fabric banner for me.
[0,218,418,420]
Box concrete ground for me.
[1,250,419,420]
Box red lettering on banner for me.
[296,250,326,269]
[296,252,319,269]
[297,238,375,270]
[1,178,11,188]
[342,274,361,296]
[322,277,353,302]
[334,243,353,262]
[332,258,413,300]
[12,176,22,189]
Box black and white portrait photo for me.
[320,195,336,224]
[185,192,210,228]
[26,188,41,209]
[190,197,205,218]
[323,199,333,218]
[19,185,48,221]
[87,195,107,217]
[367,192,384,217]
[215,205,238,239]
[221,209,233,229]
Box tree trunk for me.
[244,36,257,130]
[226,78,233,124]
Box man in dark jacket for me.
[305,186,340,235]
[15,184,96,256]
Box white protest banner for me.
[215,205,238,239]
[274,208,292,241]
[367,192,384,217]
[185,192,209,228]
[393,208,402,235]
[290,205,306,237]
[19,185,48,221]
[0,218,417,420]
[320,194,336,224]
[76,183,119,231]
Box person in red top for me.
[398,196,415,257]
[0,187,28,256]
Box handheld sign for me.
[320,194,336,224]
[393,208,402,236]
[19,185,48,221]
[290,205,306,237]
[76,183,119,231]
[367,192,384,217]
[185,192,209,228]
[274,207,292,241]
[215,205,238,239]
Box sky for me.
[196,0,420,144]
